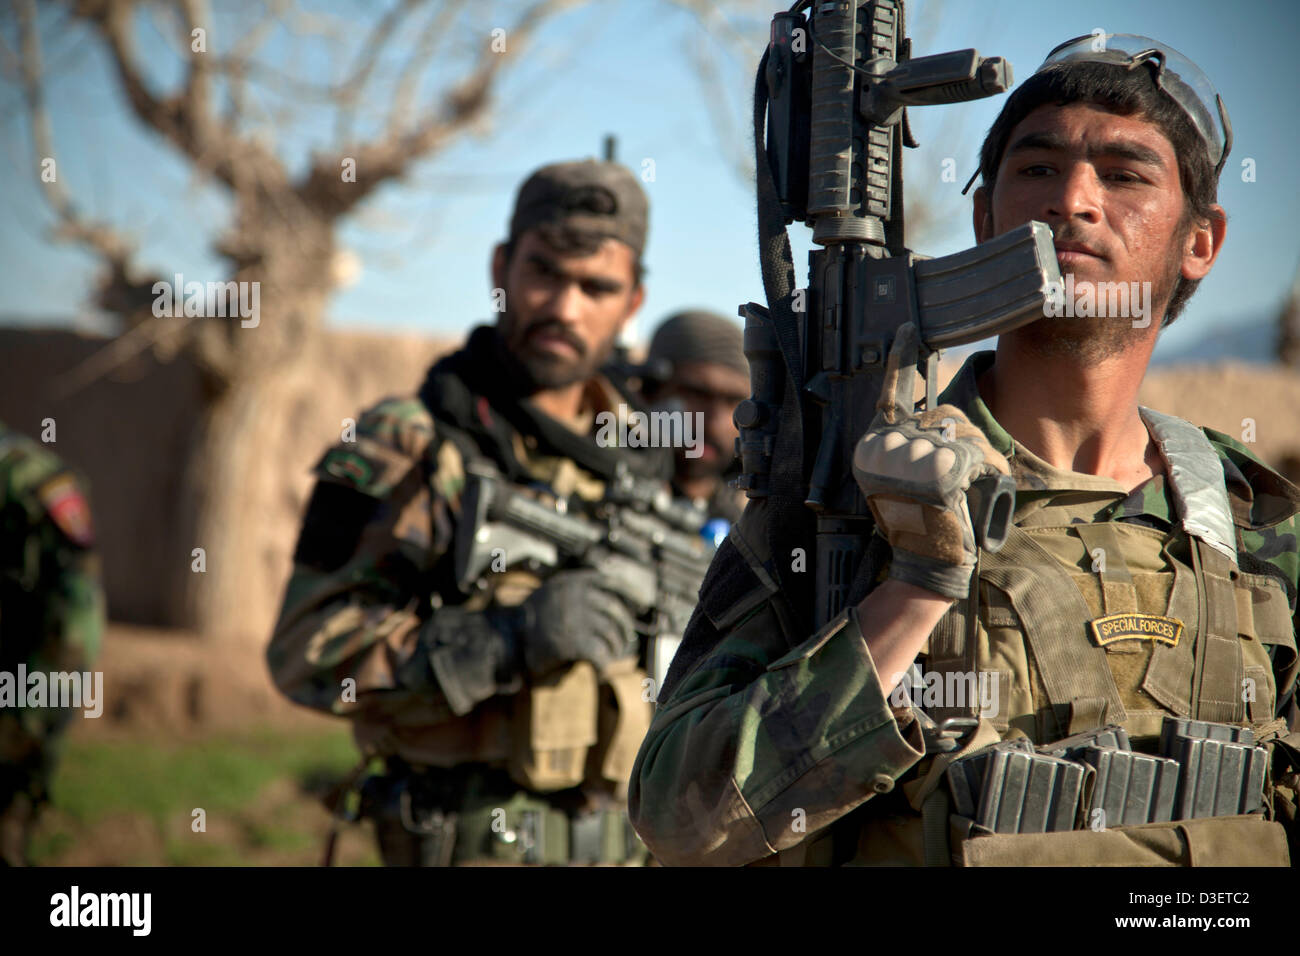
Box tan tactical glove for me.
[851,323,1013,600]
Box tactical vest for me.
[350,383,654,804]
[823,407,1298,867]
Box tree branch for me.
[17,0,165,314]
[74,0,289,194]
[300,0,588,218]
[334,0,423,146]
[384,0,466,141]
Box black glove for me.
[515,569,640,678]
[425,604,524,717]
[425,569,641,715]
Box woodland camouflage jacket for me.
[266,326,671,774]
[0,422,103,801]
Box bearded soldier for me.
[629,36,1300,866]
[268,159,673,865]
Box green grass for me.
[49,727,362,825]
[31,727,381,866]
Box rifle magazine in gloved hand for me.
[516,568,640,679]
[852,323,1012,600]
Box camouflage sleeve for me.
[1204,428,1300,721]
[0,447,105,796]
[627,507,926,866]
[31,472,104,676]
[266,398,466,723]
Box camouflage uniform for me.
[0,421,104,866]
[629,351,1300,866]
[269,151,683,866]
[268,324,676,865]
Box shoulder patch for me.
[314,437,418,499]
[296,396,434,571]
[320,449,373,486]
[35,471,94,547]
[315,397,436,499]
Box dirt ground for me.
[75,623,334,739]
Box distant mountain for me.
[1152,312,1280,365]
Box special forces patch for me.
[36,472,94,547]
[1088,612,1183,647]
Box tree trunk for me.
[169,210,335,639]
[172,373,267,635]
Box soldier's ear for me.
[622,283,645,323]
[1180,204,1227,282]
[972,186,994,243]
[491,243,508,292]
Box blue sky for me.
[2,0,1296,363]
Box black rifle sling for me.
[654,52,820,699]
[752,47,817,632]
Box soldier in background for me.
[639,311,750,525]
[268,159,671,865]
[0,421,104,866]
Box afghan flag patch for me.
[323,450,374,487]
[36,472,95,547]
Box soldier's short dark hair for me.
[977,61,1222,327]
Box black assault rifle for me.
[735,0,1063,628]
[453,460,714,695]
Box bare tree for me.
[11,0,593,633]
[7,0,967,636]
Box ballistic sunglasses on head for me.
[964,33,1232,194]
[1040,33,1231,175]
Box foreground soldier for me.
[268,160,670,865]
[0,421,104,866]
[630,36,1300,866]
[640,311,750,524]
